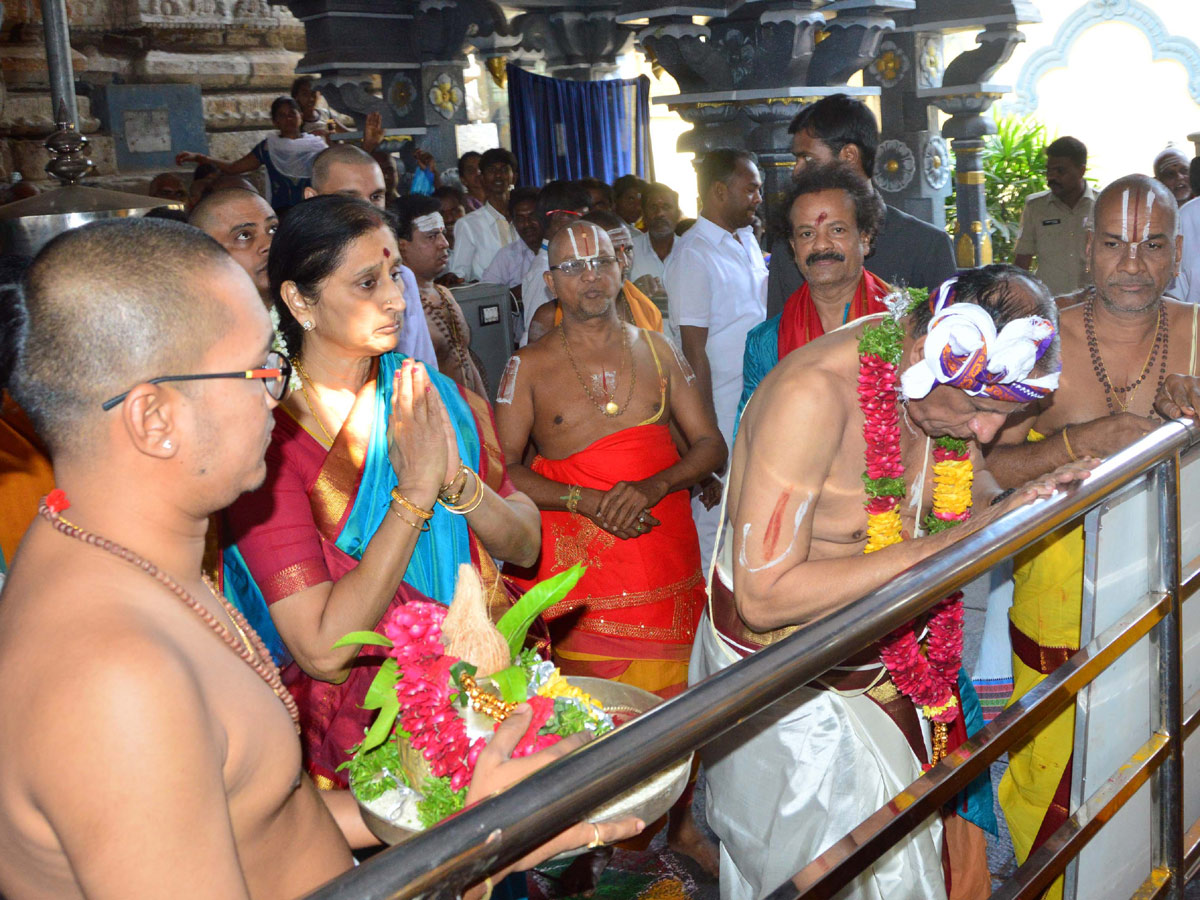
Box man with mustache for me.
[396,195,487,394]
[1153,145,1193,207]
[739,163,890,419]
[627,182,681,305]
[481,186,543,297]
[766,94,955,320]
[986,174,1200,900]
[1013,136,1095,298]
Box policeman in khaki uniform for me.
[1015,136,1096,298]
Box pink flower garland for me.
[860,354,903,482]
[858,350,965,726]
[384,602,484,792]
[383,600,564,791]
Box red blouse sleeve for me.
[225,417,332,605]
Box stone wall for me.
[0,0,305,192]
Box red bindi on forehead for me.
[382,247,391,258]
[815,212,828,226]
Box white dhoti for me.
[691,611,948,900]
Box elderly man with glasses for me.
[496,220,726,882]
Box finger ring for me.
[587,823,603,849]
[636,523,647,533]
[638,513,646,523]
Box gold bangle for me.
[480,876,494,900]
[439,463,471,504]
[438,468,484,514]
[389,502,431,532]
[562,484,582,514]
[1062,427,1078,462]
[390,487,434,521]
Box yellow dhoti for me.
[998,431,1083,900]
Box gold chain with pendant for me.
[558,322,636,417]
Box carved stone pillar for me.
[1,0,304,186]
[633,2,909,221]
[863,29,951,229]
[915,11,1037,267]
[282,0,509,166]
[509,7,634,81]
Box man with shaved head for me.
[302,143,438,369]
[0,218,641,898]
[986,174,1200,900]
[304,142,388,208]
[496,219,724,878]
[189,187,278,302]
[0,217,360,897]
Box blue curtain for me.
[507,64,653,187]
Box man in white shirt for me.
[480,186,543,293]
[520,180,592,345]
[448,147,518,281]
[629,182,681,301]
[664,149,766,571]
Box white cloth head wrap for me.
[900,278,1061,403]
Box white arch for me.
[1010,0,1200,116]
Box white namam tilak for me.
[1118,187,1157,259]
[413,212,444,233]
[565,223,605,261]
[1143,190,1155,247]
[495,356,519,405]
[1121,188,1131,244]
[899,278,1061,404]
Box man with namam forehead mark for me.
[496,220,726,878]
[985,174,1200,900]
[692,265,1094,900]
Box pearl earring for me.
[163,439,172,450]
[302,321,314,332]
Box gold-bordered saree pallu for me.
[224,352,520,788]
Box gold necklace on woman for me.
[291,357,336,444]
[558,322,636,417]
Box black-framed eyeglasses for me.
[549,257,620,278]
[100,351,292,411]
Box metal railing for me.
[304,418,1200,900]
